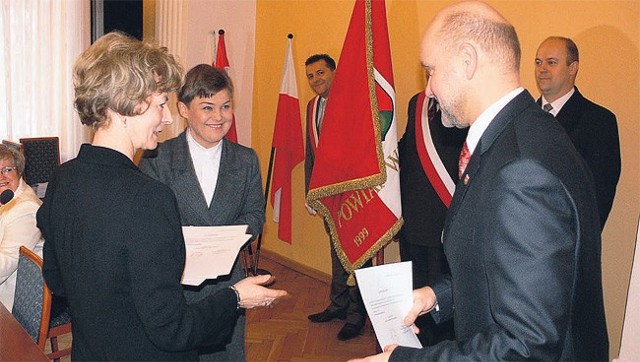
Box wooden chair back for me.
[13,246,71,360]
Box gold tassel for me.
[347,273,356,287]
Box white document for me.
[181,225,251,286]
[31,182,48,198]
[355,261,423,350]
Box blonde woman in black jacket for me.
[37,32,286,361]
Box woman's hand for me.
[232,274,288,309]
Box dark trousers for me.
[183,259,245,361]
[399,241,455,346]
[325,223,372,326]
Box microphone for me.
[0,189,14,205]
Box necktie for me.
[458,141,471,179]
[316,97,327,133]
[427,97,437,121]
[543,103,553,113]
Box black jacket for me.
[540,87,620,229]
[398,93,467,247]
[39,145,238,361]
[392,90,608,361]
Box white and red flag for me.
[306,0,402,275]
[214,30,238,143]
[271,36,304,243]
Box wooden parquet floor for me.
[49,256,378,361]
[246,257,378,362]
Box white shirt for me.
[0,179,43,311]
[466,87,525,154]
[317,96,327,134]
[186,130,223,207]
[541,87,575,117]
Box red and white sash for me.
[414,92,455,207]
[307,95,321,152]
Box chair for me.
[12,246,72,361]
[19,137,60,186]
[239,243,256,277]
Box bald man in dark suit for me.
[355,2,608,361]
[535,36,621,229]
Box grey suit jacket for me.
[139,131,265,359]
[391,90,608,361]
[139,131,265,238]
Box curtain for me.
[615,216,640,360]
[154,0,187,142]
[0,0,90,162]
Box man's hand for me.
[305,202,317,215]
[348,344,398,362]
[404,286,438,328]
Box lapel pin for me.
[463,174,470,185]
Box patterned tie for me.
[458,141,471,179]
[543,103,553,113]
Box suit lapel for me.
[445,90,535,232]
[477,91,534,156]
[554,87,582,134]
[170,132,213,225]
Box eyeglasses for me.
[0,166,17,176]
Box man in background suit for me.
[140,64,265,361]
[397,93,466,346]
[304,53,370,341]
[353,1,608,361]
[535,36,621,229]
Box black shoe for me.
[337,322,364,341]
[308,309,346,323]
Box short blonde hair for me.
[73,32,183,130]
[0,144,25,177]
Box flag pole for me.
[253,32,296,276]
[253,145,276,276]
[217,29,224,66]
[212,29,223,67]
[213,27,252,274]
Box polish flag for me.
[214,30,238,143]
[270,36,304,243]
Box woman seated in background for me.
[0,144,43,311]
[37,32,287,361]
